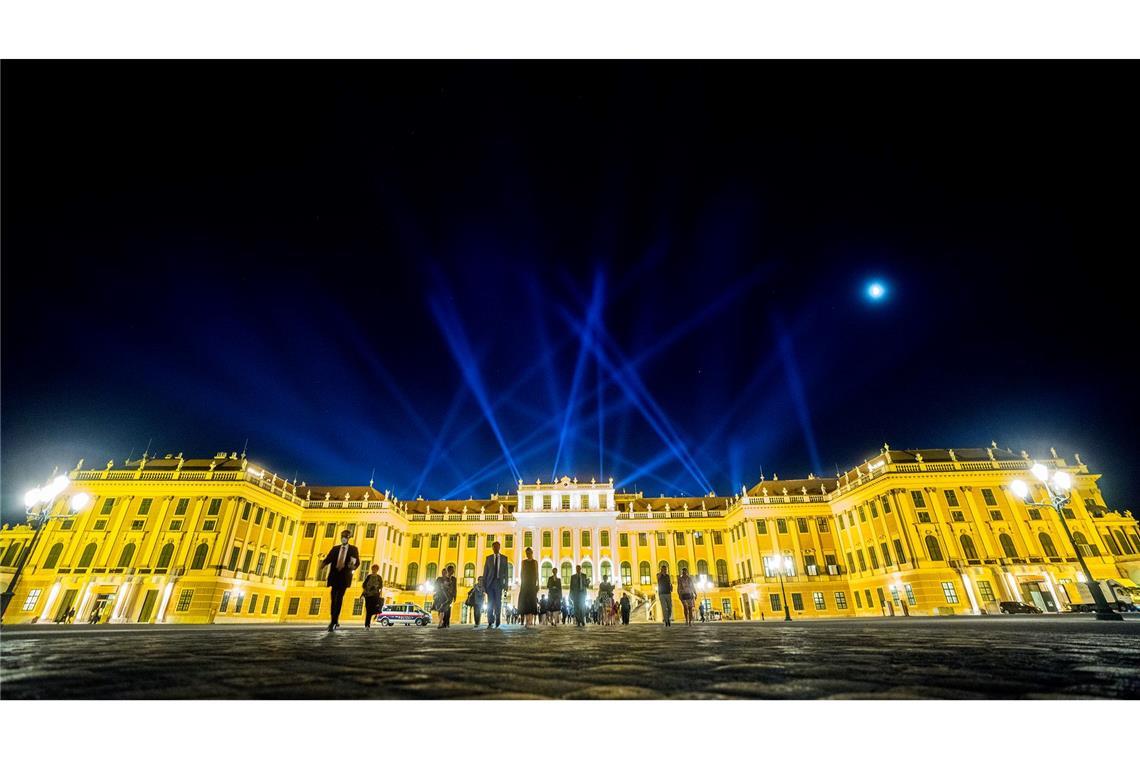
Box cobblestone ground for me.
[2,616,1138,699]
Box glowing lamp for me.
[1031,463,1049,482]
[1052,471,1072,492]
[867,282,885,299]
[69,492,92,512]
[24,488,41,508]
[1010,480,1030,499]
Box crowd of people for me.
[322,533,710,631]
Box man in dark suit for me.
[570,564,590,627]
[321,529,359,632]
[481,540,508,628]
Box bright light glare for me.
[70,492,92,512]
[1010,480,1029,499]
[867,282,886,300]
[1052,471,1072,491]
[1031,463,1049,482]
[24,488,41,508]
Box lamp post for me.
[1011,464,1123,622]
[768,554,793,621]
[419,581,434,613]
[1,476,90,619]
[697,574,712,621]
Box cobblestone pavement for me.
[3,616,1138,699]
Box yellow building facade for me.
[2,445,1138,625]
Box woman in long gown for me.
[518,547,540,626]
[546,567,563,626]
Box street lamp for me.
[418,581,434,612]
[1011,464,1123,622]
[767,554,793,621]
[1,475,91,619]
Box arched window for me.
[925,535,943,562]
[715,559,728,585]
[426,562,438,581]
[560,561,572,586]
[1116,530,1134,555]
[677,559,690,576]
[506,561,514,580]
[639,561,652,585]
[1103,532,1121,556]
[407,562,419,587]
[156,542,175,570]
[77,542,98,568]
[999,533,1017,559]
[600,560,612,581]
[43,542,64,570]
[580,560,592,584]
[0,543,20,567]
[959,535,978,560]
[464,562,476,586]
[1039,532,1059,558]
[697,559,709,578]
[190,542,210,570]
[117,543,136,568]
[540,560,554,584]
[658,560,671,576]
[620,561,632,586]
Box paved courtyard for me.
[2,616,1138,699]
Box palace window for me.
[757,520,768,535]
[581,531,591,548]
[563,531,571,548]
[1028,508,1042,520]
[561,495,570,509]
[207,498,222,515]
[943,489,960,507]
[791,593,804,612]
[191,543,209,570]
[412,534,421,548]
[255,552,266,575]
[304,523,316,538]
[100,498,115,515]
[44,543,64,569]
[879,542,891,566]
[175,498,189,516]
[865,589,873,608]
[917,512,931,523]
[22,589,41,611]
[999,533,1017,558]
[712,530,723,545]
[989,509,1003,521]
[716,560,728,585]
[868,546,879,569]
[273,597,280,615]
[925,535,944,561]
[856,550,867,572]
[776,519,787,534]
[981,488,998,507]
[262,596,270,614]
[243,502,253,520]
[770,594,782,612]
[890,586,901,606]
[449,535,458,548]
[543,531,552,548]
[639,562,652,585]
[93,520,107,530]
[1062,508,1075,519]
[911,491,927,510]
[352,597,364,616]
[176,589,194,612]
[241,549,252,573]
[268,556,277,577]
[721,599,733,616]
[977,581,996,602]
[838,514,845,529]
[893,539,906,565]
[601,531,610,548]
[504,535,514,549]
[366,524,376,538]
[834,592,848,609]
[406,563,418,587]
[467,534,476,548]
[854,591,862,608]
[324,524,335,538]
[620,562,632,586]
[870,501,878,518]
[817,518,829,533]
[77,542,98,568]
[220,591,231,612]
[960,535,978,560]
[694,531,704,545]
[858,505,866,523]
[941,581,959,604]
[813,592,825,610]
[674,532,685,546]
[296,559,309,580]
[619,533,628,547]
[168,520,182,531]
[287,598,300,615]
[203,520,216,531]
[138,498,152,515]
[308,598,321,615]
[522,531,532,548]
[797,518,809,533]
[951,511,965,522]
[656,532,666,546]
[882,496,892,514]
[430,535,440,548]
[234,593,245,613]
[464,563,475,586]
[426,563,438,580]
[61,519,74,530]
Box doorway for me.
[53,589,77,622]
[1021,581,1057,612]
[137,589,159,622]
[89,594,113,623]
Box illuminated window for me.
[770,593,782,612]
[813,591,825,610]
[561,495,570,509]
[21,589,41,611]
[176,589,194,612]
[620,562,632,586]
[581,531,591,548]
[817,518,829,533]
[791,593,804,611]
[448,535,458,548]
[219,591,231,612]
[430,534,440,548]
[941,581,959,604]
[656,532,666,546]
[977,581,996,602]
[562,531,571,548]
[619,533,628,547]
[542,531,552,548]
[834,592,848,609]
[639,561,651,585]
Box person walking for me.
[677,566,696,626]
[362,563,384,628]
[570,564,589,627]
[466,576,486,627]
[321,529,360,632]
[481,540,509,628]
[597,573,615,625]
[657,562,674,627]
[433,566,455,628]
[546,567,563,626]
[518,547,539,627]
[620,592,631,625]
[446,566,458,627]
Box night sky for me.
[3,63,1137,523]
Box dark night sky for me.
[3,63,1137,523]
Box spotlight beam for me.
[776,318,823,475]
[551,271,604,479]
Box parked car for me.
[375,603,431,626]
[999,601,1043,614]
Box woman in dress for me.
[597,573,615,626]
[677,566,696,626]
[546,567,563,626]
[518,547,540,626]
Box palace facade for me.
[2,444,1139,625]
